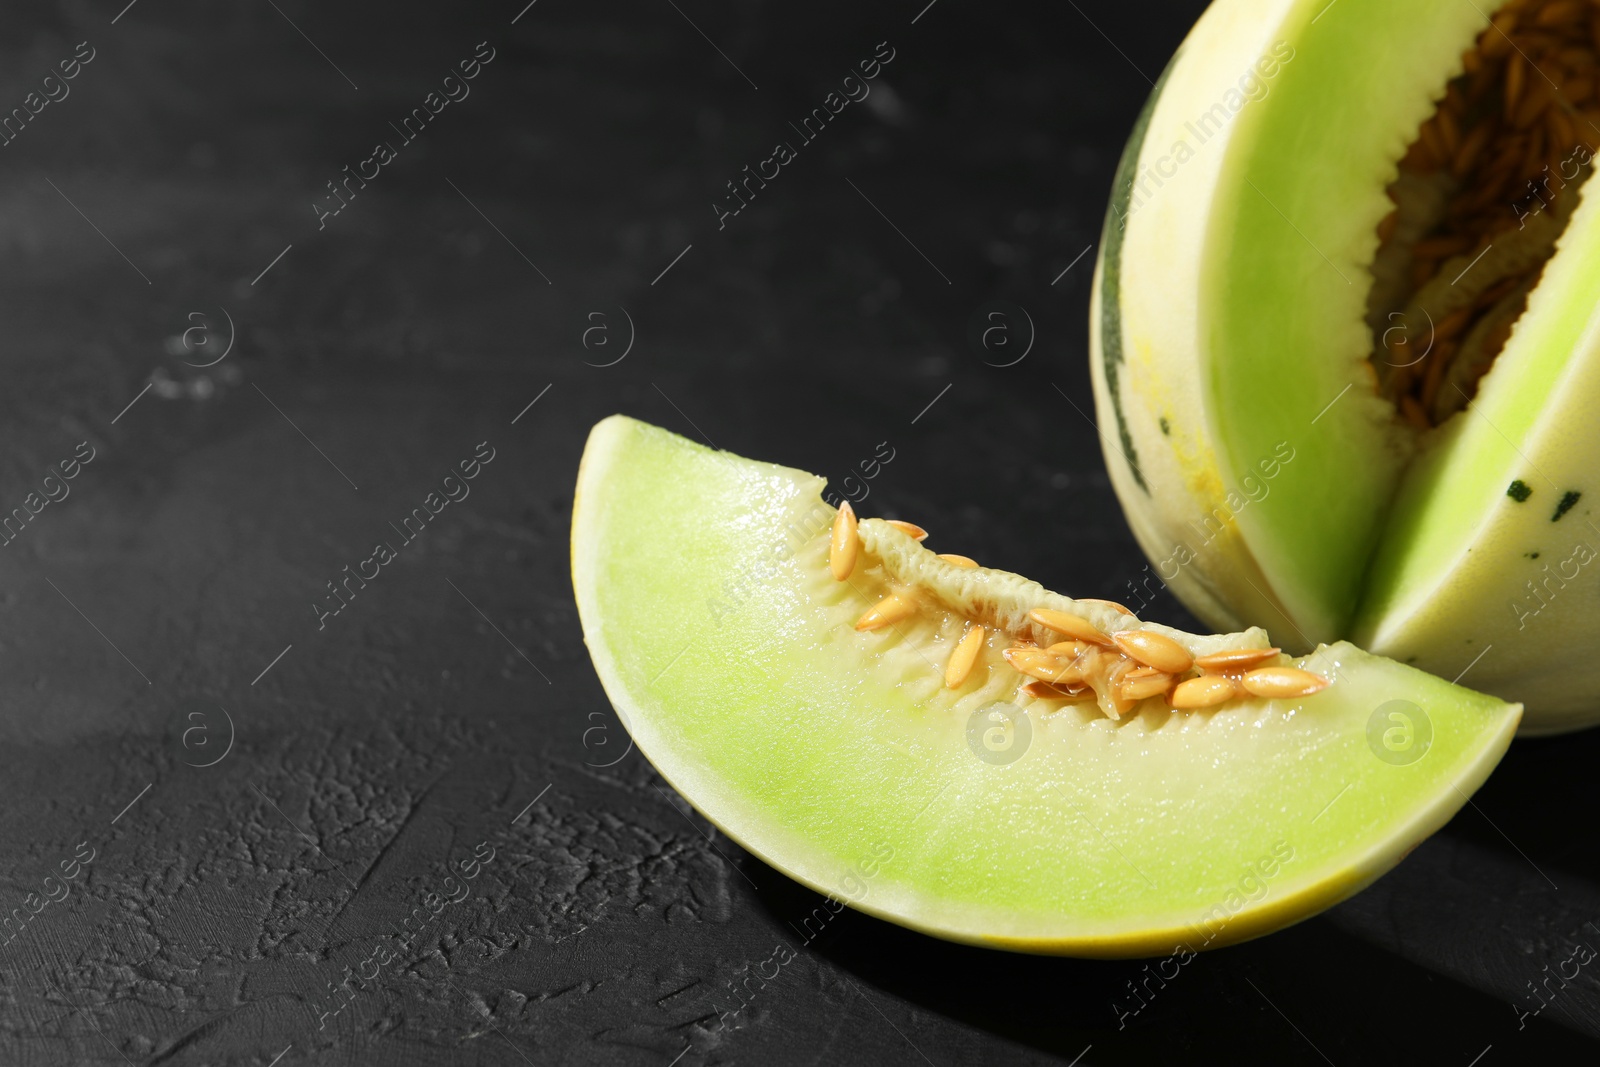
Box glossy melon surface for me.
[571,416,1521,956]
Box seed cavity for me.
[831,511,1330,720]
[945,624,985,689]
[1369,0,1600,428]
[830,501,859,581]
[1117,667,1175,703]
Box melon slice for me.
[571,416,1520,957]
[1091,0,1600,732]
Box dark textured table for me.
[1,0,1596,1063]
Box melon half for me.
[571,416,1520,956]
[1092,0,1600,732]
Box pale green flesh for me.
[1204,0,1493,640]
[573,417,1521,954]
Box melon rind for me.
[572,416,1521,956]
[1090,0,1321,642]
[1092,0,1598,730]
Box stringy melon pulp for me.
[1366,0,1600,430]
[572,416,1522,956]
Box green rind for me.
[1097,46,1182,495]
[572,416,1522,955]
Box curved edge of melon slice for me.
[573,415,1522,958]
[984,693,1517,956]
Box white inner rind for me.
[1091,0,1300,639]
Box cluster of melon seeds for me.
[826,502,1330,720]
[1368,0,1600,427]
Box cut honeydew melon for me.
[571,416,1520,957]
[1091,0,1600,731]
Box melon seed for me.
[830,501,859,581]
[1112,630,1194,674]
[831,518,1332,717]
[887,519,929,541]
[855,593,917,632]
[945,624,985,689]
[1193,647,1282,672]
[1003,647,1089,686]
[1117,668,1176,703]
[1240,666,1331,698]
[1028,609,1114,647]
[1170,675,1239,709]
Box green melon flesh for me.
[1091,0,1600,731]
[571,416,1521,957]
